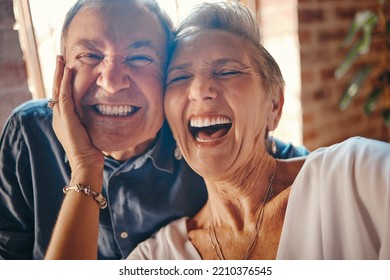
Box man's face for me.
[64,3,166,159]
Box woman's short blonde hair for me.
[173,2,285,97]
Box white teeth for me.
[190,116,232,128]
[96,104,134,116]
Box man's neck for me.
[103,138,157,162]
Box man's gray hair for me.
[60,0,173,58]
[174,2,284,97]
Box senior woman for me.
[45,2,390,260]
[127,2,390,259]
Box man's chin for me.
[91,135,156,161]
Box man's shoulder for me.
[1,99,53,141]
[10,99,51,119]
[274,138,309,159]
[4,99,52,130]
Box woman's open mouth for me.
[189,115,232,143]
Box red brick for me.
[318,28,348,43]
[298,8,325,24]
[298,28,314,45]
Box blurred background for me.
[0,0,389,151]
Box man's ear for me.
[267,88,284,131]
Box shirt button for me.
[120,232,128,239]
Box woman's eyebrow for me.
[213,58,249,69]
[167,63,191,72]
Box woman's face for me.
[165,29,280,180]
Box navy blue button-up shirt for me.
[0,100,308,259]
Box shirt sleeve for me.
[0,113,34,259]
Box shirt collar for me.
[64,121,176,174]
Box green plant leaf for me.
[335,39,369,79]
[364,87,383,115]
[335,41,363,78]
[383,108,390,128]
[335,13,378,79]
[341,11,377,47]
[339,64,372,111]
[359,13,378,54]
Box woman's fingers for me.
[50,56,64,111]
[58,66,75,116]
[50,56,104,173]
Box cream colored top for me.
[277,137,390,259]
[128,137,390,260]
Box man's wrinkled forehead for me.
[62,0,168,54]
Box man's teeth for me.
[190,116,232,128]
[96,104,134,116]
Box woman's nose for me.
[188,76,218,101]
[96,59,131,94]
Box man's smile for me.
[94,104,140,116]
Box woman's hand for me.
[45,56,103,260]
[51,56,104,182]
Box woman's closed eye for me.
[214,69,242,79]
[166,74,192,85]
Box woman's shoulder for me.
[295,136,390,204]
[306,136,389,168]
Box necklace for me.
[208,169,276,260]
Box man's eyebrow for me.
[71,39,162,54]
[128,40,161,55]
[71,39,103,51]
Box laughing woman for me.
[127,2,390,259]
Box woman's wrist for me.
[69,167,104,192]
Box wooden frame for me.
[13,0,45,99]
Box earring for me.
[268,131,277,154]
[174,146,182,160]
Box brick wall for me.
[257,0,303,146]
[0,0,31,131]
[298,0,389,150]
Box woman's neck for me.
[203,155,277,231]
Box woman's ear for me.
[267,88,284,131]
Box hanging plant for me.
[335,0,390,129]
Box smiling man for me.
[0,0,308,260]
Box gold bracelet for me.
[63,184,107,209]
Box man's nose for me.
[188,76,218,101]
[96,59,131,94]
